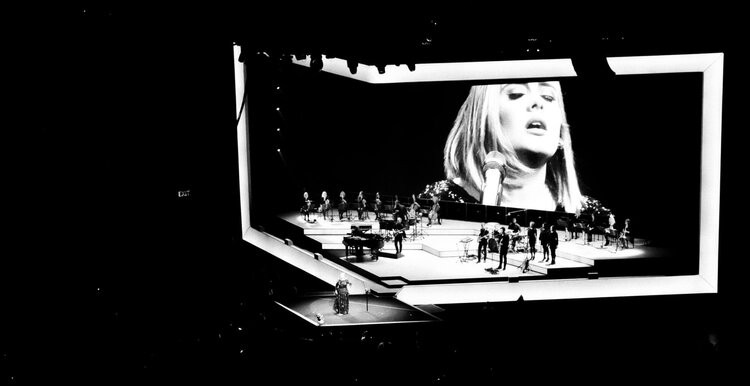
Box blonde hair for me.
[443,82,583,213]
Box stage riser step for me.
[555,251,596,266]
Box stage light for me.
[275,107,280,111]
[276,128,280,132]
[277,148,281,152]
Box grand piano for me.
[343,226,384,260]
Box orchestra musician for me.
[393,217,406,256]
[374,192,382,220]
[427,196,440,226]
[604,213,616,246]
[477,223,489,263]
[301,191,313,222]
[585,212,596,244]
[408,194,421,225]
[350,225,365,256]
[392,195,407,223]
[571,211,583,240]
[619,218,631,249]
[357,191,367,220]
[508,217,521,251]
[319,191,331,221]
[338,191,348,221]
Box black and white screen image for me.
[247,61,703,280]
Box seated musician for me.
[350,225,365,256]
[393,196,407,223]
[508,217,522,251]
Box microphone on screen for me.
[481,151,507,206]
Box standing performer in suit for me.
[393,217,406,256]
[539,222,550,263]
[301,191,313,221]
[496,227,510,270]
[527,221,538,261]
[477,223,489,263]
[548,224,558,265]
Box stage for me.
[275,294,442,327]
[275,210,673,289]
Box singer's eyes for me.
[541,94,555,102]
[507,92,524,100]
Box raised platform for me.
[275,294,441,327]
[275,211,672,288]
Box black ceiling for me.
[35,5,740,66]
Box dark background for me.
[3,6,744,385]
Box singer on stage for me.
[420,81,584,213]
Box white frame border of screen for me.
[234,48,722,302]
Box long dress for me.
[334,279,351,315]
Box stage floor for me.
[277,211,671,287]
[275,295,441,327]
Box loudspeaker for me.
[284,238,293,246]
[313,253,323,260]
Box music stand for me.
[457,237,473,263]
